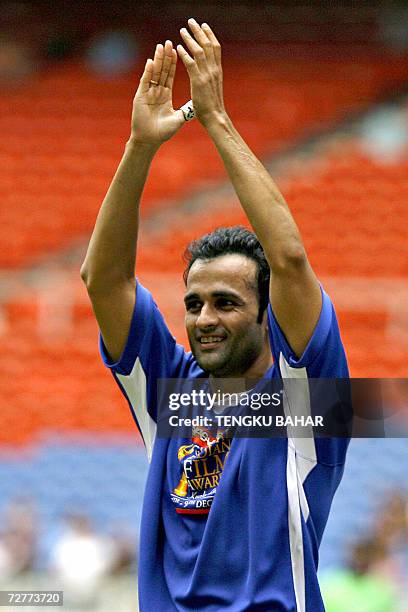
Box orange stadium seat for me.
[1,42,408,442]
[1,48,408,267]
[1,135,408,443]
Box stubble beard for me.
[191,334,263,378]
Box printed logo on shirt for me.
[171,426,231,514]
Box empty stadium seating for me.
[319,438,408,570]
[0,436,406,572]
[1,132,408,445]
[1,48,408,268]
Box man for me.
[81,19,349,612]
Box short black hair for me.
[183,226,270,323]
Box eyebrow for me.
[184,291,243,304]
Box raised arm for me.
[81,41,186,362]
[177,20,322,358]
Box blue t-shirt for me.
[100,281,349,612]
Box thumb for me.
[171,101,195,132]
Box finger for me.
[180,28,206,68]
[201,22,222,67]
[159,40,173,86]
[138,58,153,94]
[151,43,164,84]
[187,18,215,63]
[165,48,177,89]
[177,44,199,76]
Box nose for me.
[196,303,219,330]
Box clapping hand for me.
[177,19,226,128]
[130,40,185,145]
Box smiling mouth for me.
[198,336,226,349]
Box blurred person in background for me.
[321,538,399,612]
[85,29,139,77]
[108,526,138,575]
[49,511,118,609]
[0,497,37,582]
[0,2,43,88]
[371,493,408,608]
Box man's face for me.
[184,254,267,377]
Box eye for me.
[186,301,202,313]
[217,298,235,310]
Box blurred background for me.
[1,0,408,609]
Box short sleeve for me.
[268,285,350,467]
[99,281,200,457]
[267,286,348,378]
[100,281,190,378]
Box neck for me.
[243,343,273,379]
[209,344,273,392]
